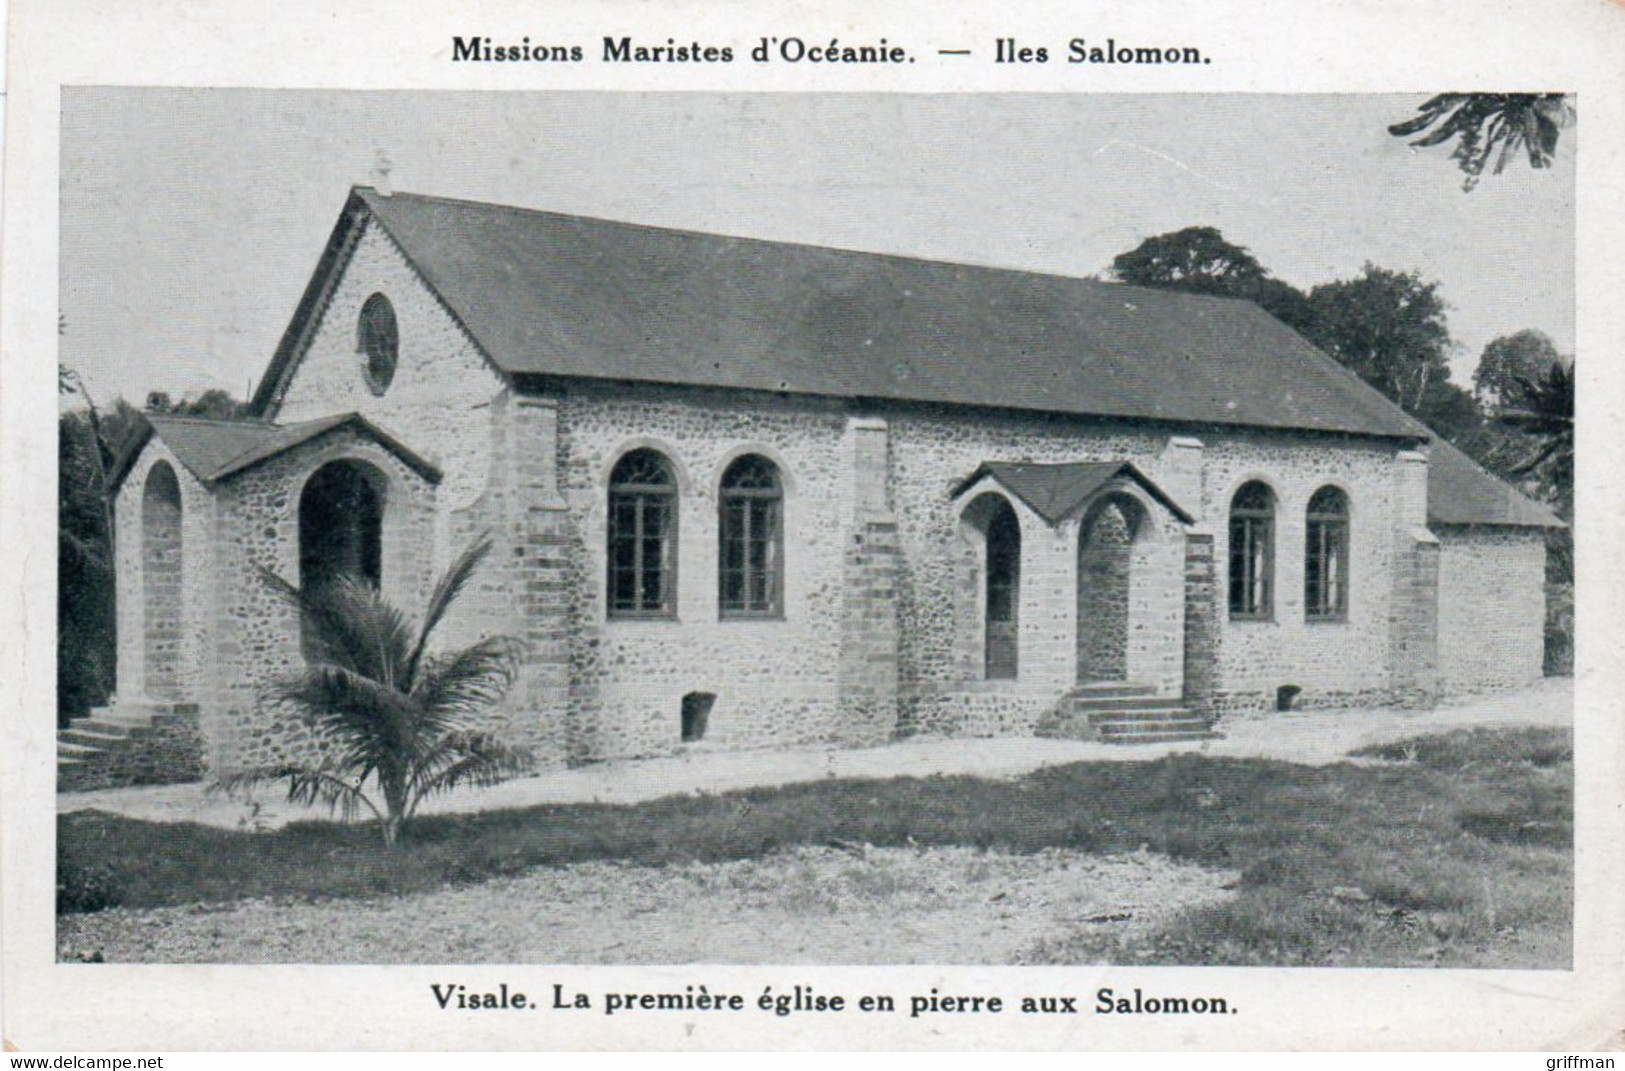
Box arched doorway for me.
[962,493,1022,680]
[1077,493,1147,683]
[299,459,385,592]
[142,462,183,699]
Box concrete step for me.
[77,718,154,735]
[60,727,134,747]
[1069,682,1159,699]
[1095,717,1214,735]
[1069,695,1188,713]
[1087,710,1209,726]
[57,740,102,757]
[1097,729,1221,745]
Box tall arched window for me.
[608,449,677,617]
[1305,486,1350,620]
[719,455,783,618]
[1228,481,1275,620]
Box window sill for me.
[719,612,786,623]
[1305,614,1349,625]
[1228,614,1276,624]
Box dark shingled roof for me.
[954,461,1195,525]
[254,188,1431,442]
[112,413,441,491]
[1426,437,1564,529]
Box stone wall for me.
[1200,430,1408,714]
[1181,533,1219,714]
[549,383,858,760]
[113,442,215,710]
[205,431,437,772]
[836,417,902,746]
[1437,526,1548,694]
[1077,502,1133,681]
[274,213,508,557]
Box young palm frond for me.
[212,534,530,846]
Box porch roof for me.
[953,460,1195,526]
[112,413,443,490]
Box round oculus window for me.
[358,293,399,395]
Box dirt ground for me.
[57,845,1236,964]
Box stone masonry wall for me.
[1201,430,1407,715]
[139,466,184,698]
[206,431,436,772]
[113,443,215,711]
[550,383,855,760]
[275,214,508,554]
[1077,503,1133,681]
[1182,533,1219,715]
[1437,527,1547,694]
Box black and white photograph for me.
[5,0,1624,1052]
[50,88,1576,969]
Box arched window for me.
[718,454,783,617]
[1228,481,1275,620]
[1305,486,1350,620]
[608,449,677,617]
[358,293,399,395]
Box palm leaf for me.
[403,731,533,818]
[412,637,521,718]
[210,764,385,825]
[406,535,494,685]
[260,569,415,685]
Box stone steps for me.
[57,700,205,792]
[1041,682,1220,745]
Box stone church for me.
[75,187,1562,784]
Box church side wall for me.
[552,384,854,760]
[1201,432,1404,715]
[884,413,1405,722]
[1436,526,1548,694]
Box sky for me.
[59,89,1576,409]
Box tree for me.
[1473,329,1568,410]
[1300,265,1453,413]
[1412,378,1485,446]
[146,388,254,421]
[1389,93,1572,191]
[214,537,532,846]
[58,410,117,724]
[1111,226,1269,293]
[1110,226,1318,334]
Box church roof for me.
[244,187,1558,529]
[1426,437,1565,529]
[112,413,442,490]
[254,187,1431,443]
[953,461,1195,525]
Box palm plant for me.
[1499,361,1574,516]
[1390,93,1572,191]
[214,536,532,846]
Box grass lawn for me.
[58,724,1571,968]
